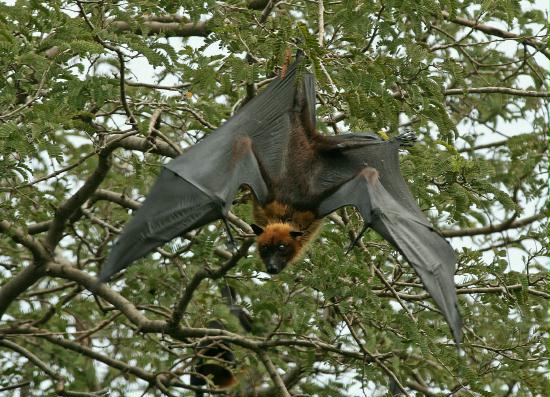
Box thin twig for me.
[258,351,292,397]
[334,306,411,397]
[0,62,54,120]
[445,87,549,97]
[125,80,191,91]
[442,212,545,237]
[0,338,61,380]
[362,5,385,53]
[440,11,549,59]
[0,381,32,393]
[318,0,325,47]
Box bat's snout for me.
[265,257,285,274]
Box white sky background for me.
[1,0,548,396]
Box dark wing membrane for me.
[166,61,313,206]
[102,61,311,280]
[99,169,222,281]
[317,137,462,344]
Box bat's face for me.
[258,242,296,274]
[251,223,303,274]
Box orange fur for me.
[263,201,289,219]
[293,210,316,230]
[216,371,238,388]
[257,223,302,262]
[253,200,323,264]
[257,223,295,246]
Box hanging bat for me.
[190,288,251,396]
[190,320,237,396]
[100,57,462,344]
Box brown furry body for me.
[250,113,351,270]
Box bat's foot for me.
[395,130,417,147]
[319,133,381,152]
[334,136,379,150]
[335,141,378,150]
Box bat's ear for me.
[250,224,264,236]
[290,231,304,239]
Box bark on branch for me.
[110,19,210,37]
[441,11,549,59]
[44,153,112,251]
[442,212,545,237]
[258,351,292,397]
[445,87,549,97]
[374,283,549,301]
[0,221,50,260]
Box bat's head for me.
[251,223,304,274]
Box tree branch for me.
[445,87,549,97]
[36,329,156,382]
[258,351,292,397]
[169,240,254,328]
[0,220,50,260]
[441,11,549,59]
[442,212,545,237]
[0,221,51,320]
[92,189,140,210]
[110,19,210,38]
[0,338,60,380]
[44,153,112,251]
[115,135,180,158]
[254,364,304,397]
[458,139,510,153]
[374,283,549,301]
[0,265,48,321]
[45,260,163,330]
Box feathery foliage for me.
[0,0,548,396]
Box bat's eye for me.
[278,244,286,251]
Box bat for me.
[100,56,462,344]
[191,320,237,396]
[190,288,251,396]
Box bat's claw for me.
[395,130,417,147]
[345,225,368,255]
[222,218,237,252]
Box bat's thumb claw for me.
[222,217,237,251]
[345,225,368,255]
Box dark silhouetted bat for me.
[190,320,237,396]
[100,57,462,344]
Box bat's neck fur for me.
[253,199,323,262]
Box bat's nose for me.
[266,258,283,274]
[266,264,279,274]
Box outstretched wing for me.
[99,169,223,280]
[100,62,312,281]
[317,135,462,344]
